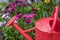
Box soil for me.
[0,30,5,40]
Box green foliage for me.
[0,3,6,8]
[2,26,24,40]
[9,0,14,3]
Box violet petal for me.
[18,0,23,3]
[9,7,15,12]
[26,13,35,19]
[6,3,11,9]
[2,9,7,14]
[23,14,28,18]
[16,13,22,20]
[25,19,31,24]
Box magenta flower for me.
[6,3,11,9]
[23,14,28,18]
[2,9,7,14]
[23,13,35,24]
[16,13,22,20]
[11,2,16,8]
[25,19,31,24]
[11,2,16,5]
[23,13,35,19]
[27,13,35,19]
[18,2,23,7]
[9,3,16,12]
[18,0,23,3]
[9,7,15,12]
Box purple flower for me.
[12,2,16,5]
[9,3,16,12]
[23,13,35,24]
[9,7,15,12]
[18,0,23,3]
[24,3,28,6]
[18,2,23,7]
[11,2,16,8]
[27,13,35,18]
[2,9,7,14]
[25,19,31,24]
[6,3,11,9]
[16,13,22,20]
[23,14,28,18]
[23,13,35,19]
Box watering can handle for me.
[51,6,58,18]
[50,6,58,34]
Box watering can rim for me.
[35,17,60,34]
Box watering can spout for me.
[5,15,33,40]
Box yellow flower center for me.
[44,0,50,3]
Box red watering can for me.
[5,6,60,40]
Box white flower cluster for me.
[27,0,40,4]
[2,13,18,24]
[16,0,40,4]
[2,13,11,19]
[0,13,11,27]
[0,21,6,27]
